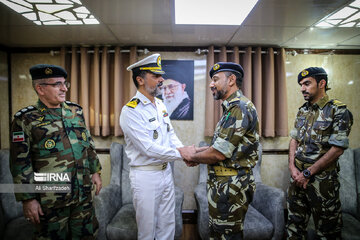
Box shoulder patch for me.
[331,99,346,108]
[14,105,36,118]
[65,101,82,109]
[126,98,140,109]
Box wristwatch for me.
[303,169,311,179]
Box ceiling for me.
[1,0,360,49]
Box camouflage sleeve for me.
[86,129,102,174]
[212,106,253,158]
[328,107,353,149]
[10,117,37,201]
[77,107,102,174]
[290,111,301,140]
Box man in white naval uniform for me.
[120,53,184,240]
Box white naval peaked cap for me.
[126,53,165,75]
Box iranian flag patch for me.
[12,132,25,142]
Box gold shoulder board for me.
[126,98,140,108]
[332,99,346,107]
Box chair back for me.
[253,143,263,183]
[354,148,360,217]
[120,146,132,205]
[109,142,133,206]
[339,148,358,217]
[0,149,24,224]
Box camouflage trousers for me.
[207,172,255,240]
[34,199,99,240]
[286,170,342,240]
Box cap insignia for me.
[157,56,161,67]
[301,70,309,77]
[44,68,53,75]
[213,64,220,71]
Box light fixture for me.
[175,0,259,25]
[315,0,360,28]
[0,0,99,25]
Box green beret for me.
[29,64,67,80]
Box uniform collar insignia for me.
[36,99,48,112]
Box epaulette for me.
[331,99,346,108]
[14,105,36,118]
[65,101,82,109]
[229,97,241,104]
[126,98,140,109]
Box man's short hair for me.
[225,71,243,89]
[132,70,149,88]
[32,78,47,93]
[298,67,330,91]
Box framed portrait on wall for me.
[158,60,194,120]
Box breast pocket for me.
[313,121,332,143]
[295,117,306,139]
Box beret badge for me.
[213,64,220,71]
[301,70,309,77]
[45,68,53,75]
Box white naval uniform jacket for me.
[120,91,183,166]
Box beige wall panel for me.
[11,53,61,115]
[261,154,290,193]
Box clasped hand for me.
[290,167,310,189]
[177,145,197,167]
[177,145,209,167]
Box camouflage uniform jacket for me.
[10,100,102,208]
[210,90,260,172]
[290,94,353,164]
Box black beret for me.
[209,62,244,79]
[297,67,327,83]
[29,64,67,80]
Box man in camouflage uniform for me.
[178,62,259,239]
[10,64,102,239]
[286,67,353,239]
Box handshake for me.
[177,145,209,167]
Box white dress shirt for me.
[120,91,183,166]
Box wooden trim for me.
[182,211,197,224]
[263,149,289,155]
[95,148,110,154]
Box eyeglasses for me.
[159,84,180,91]
[40,81,71,89]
